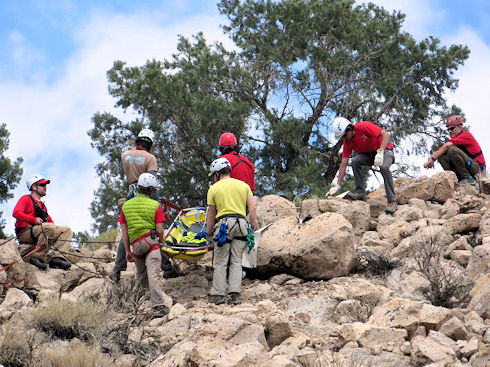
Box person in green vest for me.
[118,173,170,318]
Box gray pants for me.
[133,237,166,308]
[438,145,481,181]
[210,217,248,296]
[351,149,396,203]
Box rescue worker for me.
[113,128,174,281]
[206,158,258,305]
[326,117,398,214]
[13,174,72,270]
[218,133,256,191]
[119,173,171,318]
[423,115,486,184]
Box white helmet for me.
[27,174,50,191]
[209,158,231,176]
[137,128,155,143]
[333,117,352,139]
[137,173,158,188]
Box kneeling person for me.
[13,174,72,270]
[206,158,258,305]
[119,173,170,318]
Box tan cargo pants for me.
[18,223,72,262]
[210,217,248,296]
[132,236,167,308]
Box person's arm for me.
[121,222,133,262]
[424,141,453,168]
[247,195,258,231]
[12,196,38,224]
[337,157,349,185]
[206,205,217,238]
[155,222,164,243]
[379,130,390,150]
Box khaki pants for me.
[438,145,481,181]
[18,223,72,262]
[133,237,166,308]
[210,217,248,296]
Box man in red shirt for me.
[327,117,397,214]
[424,115,486,184]
[218,133,255,191]
[13,174,72,270]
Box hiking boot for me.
[29,257,47,270]
[384,201,398,214]
[229,292,242,305]
[209,295,226,305]
[345,189,367,201]
[49,257,71,270]
[152,305,169,319]
[111,271,121,282]
[458,177,476,185]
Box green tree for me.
[0,123,23,238]
[89,0,469,231]
[88,34,251,233]
[218,0,469,195]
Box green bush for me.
[81,229,118,251]
[30,299,109,342]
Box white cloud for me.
[2,6,230,236]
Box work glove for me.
[374,149,384,167]
[325,184,341,197]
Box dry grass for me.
[353,248,401,277]
[30,299,109,342]
[45,341,113,367]
[0,329,34,367]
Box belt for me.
[216,214,245,222]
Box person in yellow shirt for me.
[206,158,258,305]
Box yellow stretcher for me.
[161,207,212,261]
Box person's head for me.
[27,174,50,197]
[135,128,154,151]
[333,117,354,141]
[218,132,238,154]
[446,115,464,138]
[209,157,232,181]
[137,172,158,196]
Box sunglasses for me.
[36,183,47,187]
[447,125,462,131]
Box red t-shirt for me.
[448,131,486,167]
[220,151,256,191]
[118,205,165,224]
[342,121,394,158]
[13,194,54,229]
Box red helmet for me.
[218,132,238,146]
[446,115,463,128]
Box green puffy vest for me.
[122,194,160,243]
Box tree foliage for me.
[0,123,23,238]
[88,0,469,233]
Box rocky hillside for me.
[1,171,489,366]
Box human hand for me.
[374,149,384,166]
[424,159,435,169]
[325,184,341,197]
[126,252,135,263]
[34,218,43,225]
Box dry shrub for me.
[0,329,34,367]
[415,235,473,308]
[353,248,401,277]
[45,341,113,367]
[30,299,109,342]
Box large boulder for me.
[443,213,482,234]
[466,243,490,278]
[393,172,457,205]
[339,322,407,352]
[299,198,370,234]
[467,273,490,319]
[257,212,355,280]
[255,195,297,228]
[367,298,423,335]
[0,240,22,265]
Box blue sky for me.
[1,0,490,235]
